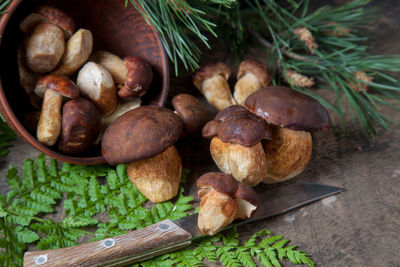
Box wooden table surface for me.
[1,0,399,266]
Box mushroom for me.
[172,93,209,136]
[244,86,330,183]
[51,29,93,76]
[233,59,272,105]
[25,22,65,73]
[196,172,260,235]
[17,46,41,109]
[90,51,127,86]
[117,56,153,99]
[57,98,100,155]
[202,105,272,185]
[77,62,117,115]
[193,62,236,111]
[19,5,76,39]
[101,106,183,203]
[36,75,79,146]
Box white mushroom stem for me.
[37,90,62,146]
[210,137,268,186]
[198,190,238,235]
[51,29,93,76]
[236,199,257,220]
[262,126,312,183]
[126,146,182,203]
[201,75,236,111]
[233,72,262,105]
[91,51,128,86]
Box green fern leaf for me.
[236,248,257,267]
[12,226,39,243]
[61,215,98,228]
[170,249,203,267]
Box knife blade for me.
[23,182,343,267]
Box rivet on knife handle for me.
[23,219,192,267]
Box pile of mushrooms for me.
[17,5,153,155]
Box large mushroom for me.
[193,62,236,111]
[244,86,330,183]
[197,172,260,235]
[202,105,272,185]
[101,106,183,203]
[35,75,79,146]
[233,59,272,105]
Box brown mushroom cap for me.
[35,75,79,98]
[193,62,231,90]
[244,86,331,132]
[57,98,101,155]
[101,106,183,165]
[202,105,272,147]
[197,172,238,199]
[237,59,272,87]
[172,94,209,135]
[36,5,76,38]
[118,56,153,98]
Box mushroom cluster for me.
[101,94,208,203]
[197,172,260,235]
[18,5,154,155]
[202,86,330,185]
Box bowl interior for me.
[0,0,169,164]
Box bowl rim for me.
[0,0,170,165]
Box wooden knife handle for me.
[23,220,192,267]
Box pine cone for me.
[349,71,373,92]
[285,70,315,88]
[294,27,318,54]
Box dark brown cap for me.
[57,98,101,155]
[244,86,331,132]
[101,105,183,165]
[193,62,231,91]
[202,105,272,147]
[237,59,272,87]
[197,172,238,199]
[234,183,260,219]
[118,56,153,99]
[36,5,76,38]
[35,75,79,98]
[172,94,209,135]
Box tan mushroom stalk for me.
[193,62,236,111]
[196,172,260,235]
[51,29,93,76]
[91,51,128,87]
[202,105,272,186]
[77,62,117,116]
[57,98,100,155]
[101,106,183,203]
[172,94,209,136]
[35,76,79,146]
[233,59,272,105]
[244,86,331,183]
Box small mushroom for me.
[36,75,79,146]
[101,106,183,203]
[193,62,236,111]
[196,172,260,235]
[51,29,93,76]
[233,59,272,105]
[90,51,128,86]
[25,22,65,73]
[17,46,41,109]
[244,86,330,183]
[172,94,209,135]
[118,57,153,99]
[77,62,117,115]
[202,105,272,185]
[57,98,100,155]
[19,5,76,39]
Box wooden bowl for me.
[0,0,169,165]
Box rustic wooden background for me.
[1,0,399,266]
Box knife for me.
[23,182,343,267]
